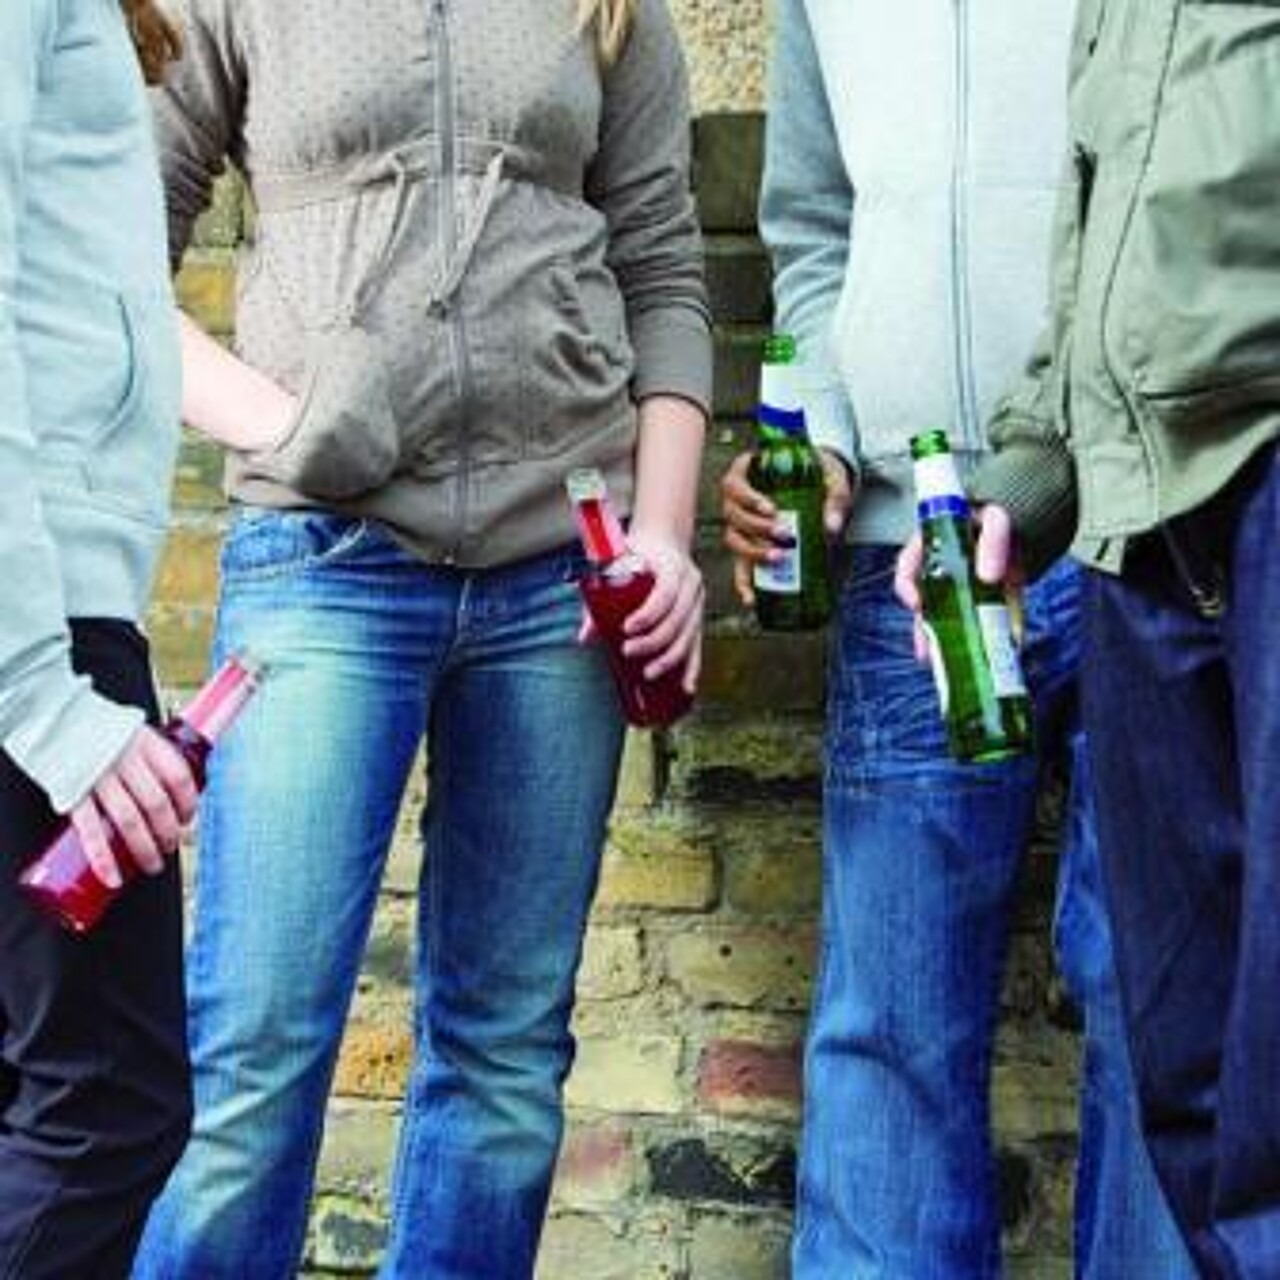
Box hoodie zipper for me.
[949,0,980,456]
[433,0,472,563]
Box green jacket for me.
[971,0,1280,575]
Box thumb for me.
[974,505,1015,585]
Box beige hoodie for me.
[156,0,711,566]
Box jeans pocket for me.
[220,509,371,582]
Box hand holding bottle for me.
[616,528,704,693]
[895,502,1021,662]
[21,655,261,932]
[721,446,855,607]
[68,726,200,890]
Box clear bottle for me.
[19,655,263,933]
[910,429,1033,763]
[749,333,833,631]
[566,468,694,728]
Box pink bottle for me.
[19,655,262,934]
[567,469,694,729]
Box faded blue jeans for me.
[792,546,1191,1278]
[133,511,625,1279]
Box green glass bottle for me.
[910,429,1033,763]
[749,334,833,631]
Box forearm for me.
[179,311,294,451]
[629,394,706,548]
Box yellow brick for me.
[152,527,222,610]
[176,255,237,337]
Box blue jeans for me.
[793,546,1191,1278]
[133,512,625,1279]
[1084,444,1280,1278]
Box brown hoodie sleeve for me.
[150,0,247,271]
[586,0,713,419]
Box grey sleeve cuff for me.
[3,664,144,813]
[629,304,714,420]
[969,434,1079,580]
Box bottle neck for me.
[572,494,629,565]
[180,656,261,744]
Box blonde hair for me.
[577,0,638,65]
[120,0,182,85]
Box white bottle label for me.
[913,452,965,503]
[977,604,1028,698]
[752,510,802,595]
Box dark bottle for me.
[749,333,833,631]
[19,655,262,933]
[910,429,1033,763]
[566,468,694,728]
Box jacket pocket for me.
[243,323,402,501]
[1112,23,1280,405]
[42,288,180,527]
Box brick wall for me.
[156,113,1081,1279]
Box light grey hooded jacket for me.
[156,0,712,567]
[0,0,180,811]
[761,0,1074,545]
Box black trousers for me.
[0,622,191,1279]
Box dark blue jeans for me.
[1084,444,1280,1278]
[0,622,190,1279]
[795,548,1189,1277]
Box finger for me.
[118,753,181,854]
[724,525,780,564]
[723,505,786,546]
[975,505,1014,585]
[733,556,755,608]
[682,631,703,693]
[823,494,849,538]
[913,616,931,665]
[625,588,685,658]
[820,455,854,536]
[645,589,704,679]
[624,565,683,636]
[95,773,162,876]
[635,576,703,671]
[140,730,199,826]
[893,535,924,612]
[69,800,122,890]
[721,454,775,519]
[577,607,598,646]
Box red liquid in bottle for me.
[568,477,694,729]
[19,656,261,934]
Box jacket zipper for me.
[949,0,980,457]
[434,0,472,564]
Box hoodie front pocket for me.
[243,322,402,501]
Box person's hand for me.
[721,448,854,606]
[894,503,1021,661]
[611,530,705,694]
[68,727,201,889]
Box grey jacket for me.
[1,0,180,811]
[157,0,712,567]
[759,0,1074,546]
